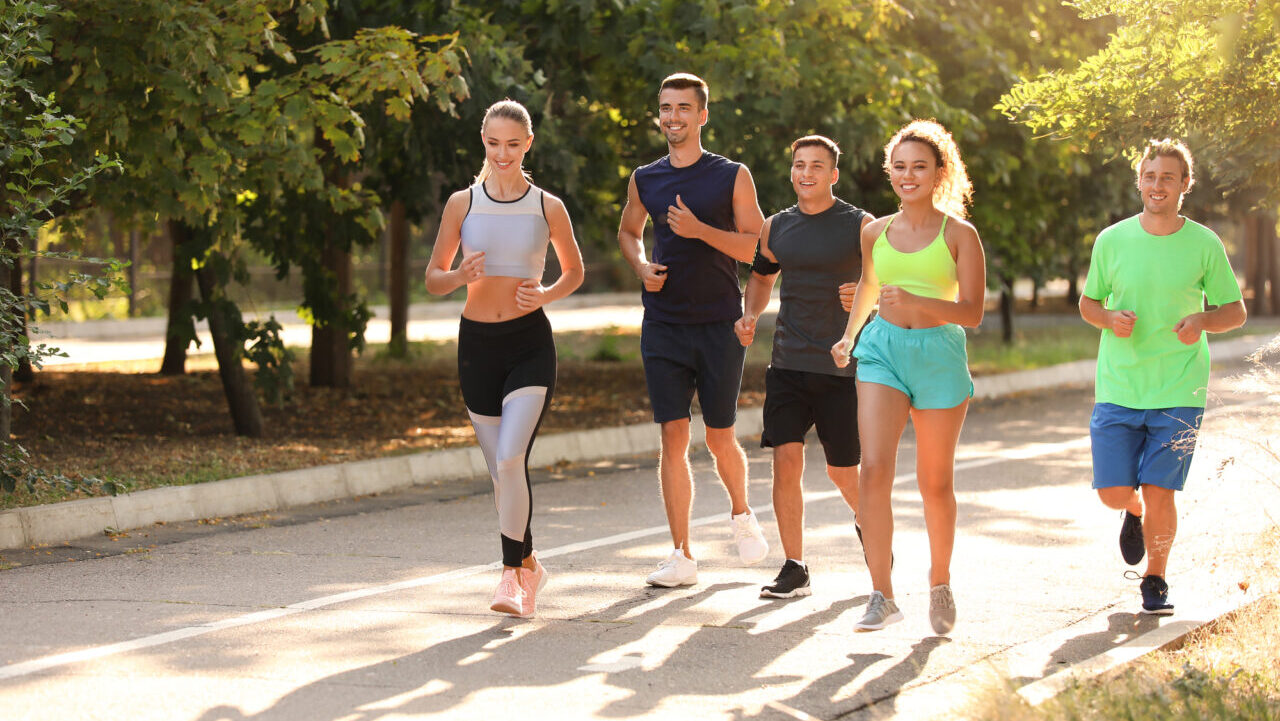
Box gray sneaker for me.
[929,584,956,634]
[855,591,904,631]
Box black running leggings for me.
[457,308,556,568]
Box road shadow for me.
[1007,610,1160,687]
[188,582,865,721]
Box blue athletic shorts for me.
[640,317,745,428]
[852,316,973,409]
[1089,403,1203,492]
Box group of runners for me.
[425,72,1247,633]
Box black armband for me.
[751,242,781,276]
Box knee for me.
[1096,486,1135,509]
[828,465,858,491]
[704,427,741,458]
[660,420,691,450]
[859,458,894,486]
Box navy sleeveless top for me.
[764,199,867,377]
[634,151,742,324]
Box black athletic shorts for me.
[640,317,745,428]
[761,366,860,467]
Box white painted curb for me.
[0,334,1269,551]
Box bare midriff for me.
[461,276,535,322]
[877,305,946,330]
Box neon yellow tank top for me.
[872,215,959,300]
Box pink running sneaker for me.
[517,552,549,618]
[489,567,524,616]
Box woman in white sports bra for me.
[831,120,986,634]
[425,99,584,618]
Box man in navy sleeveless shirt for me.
[618,72,770,587]
[736,135,874,599]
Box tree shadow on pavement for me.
[729,636,949,720]
[192,581,861,721]
[1007,610,1159,687]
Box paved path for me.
[1,367,1276,720]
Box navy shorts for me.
[640,317,745,428]
[1090,403,1203,492]
[761,367,860,467]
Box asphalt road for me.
[1,367,1277,720]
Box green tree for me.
[39,0,467,432]
[1,0,123,492]
[999,0,1280,314]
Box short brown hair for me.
[1136,138,1195,191]
[791,135,840,166]
[659,73,709,108]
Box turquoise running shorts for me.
[853,316,973,409]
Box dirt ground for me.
[8,356,768,503]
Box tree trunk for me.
[8,240,34,383]
[1,251,13,441]
[999,276,1015,344]
[160,220,194,375]
[1066,260,1081,308]
[309,240,353,388]
[1030,281,1041,309]
[195,263,264,437]
[127,228,139,317]
[387,199,410,358]
[1265,211,1280,315]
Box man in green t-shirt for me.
[1080,139,1246,615]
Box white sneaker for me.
[731,509,769,565]
[646,548,698,587]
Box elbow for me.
[961,308,984,329]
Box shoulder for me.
[1180,217,1223,244]
[834,198,871,222]
[1095,215,1138,245]
[443,188,473,217]
[944,214,980,244]
[864,214,893,238]
[538,187,570,218]
[634,156,670,177]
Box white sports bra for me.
[459,182,550,280]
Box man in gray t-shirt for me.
[735,135,873,599]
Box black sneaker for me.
[760,560,812,599]
[1139,574,1174,615]
[1120,510,1145,566]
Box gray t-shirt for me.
[764,198,867,377]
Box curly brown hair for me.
[882,119,973,219]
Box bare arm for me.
[1080,295,1136,337]
[515,194,584,311]
[666,165,764,263]
[735,217,778,347]
[617,172,667,292]
[838,212,876,312]
[831,219,885,368]
[424,190,481,295]
[879,219,986,328]
[1173,299,1247,345]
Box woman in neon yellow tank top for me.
[829,120,986,634]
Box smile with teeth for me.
[900,183,919,192]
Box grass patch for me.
[969,528,1280,721]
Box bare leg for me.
[910,401,969,587]
[1141,485,1177,578]
[705,425,749,516]
[828,464,859,516]
[1097,486,1144,517]
[659,419,694,558]
[857,381,912,598]
[772,443,805,560]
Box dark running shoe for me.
[1139,574,1174,615]
[760,560,812,599]
[1120,510,1145,566]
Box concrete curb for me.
[1016,594,1254,706]
[0,334,1270,552]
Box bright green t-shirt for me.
[1083,215,1242,409]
